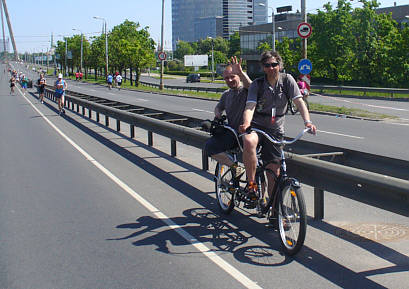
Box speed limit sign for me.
[158,51,167,61]
[297,22,312,39]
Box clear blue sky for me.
[3,0,403,54]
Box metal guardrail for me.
[140,81,226,94]
[41,87,409,219]
[141,79,409,98]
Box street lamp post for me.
[93,16,108,78]
[259,3,275,51]
[208,37,215,81]
[72,28,83,73]
[65,37,68,76]
[159,0,165,90]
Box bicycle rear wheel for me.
[276,179,307,255]
[215,163,235,214]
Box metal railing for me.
[141,79,409,98]
[42,87,409,219]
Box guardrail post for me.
[96,112,100,123]
[88,109,92,119]
[171,140,176,157]
[148,131,153,146]
[105,115,109,126]
[130,125,135,138]
[117,119,121,132]
[76,103,79,113]
[314,188,324,220]
[202,150,209,171]
[82,106,85,116]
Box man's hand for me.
[239,123,250,134]
[305,122,317,135]
[230,56,243,76]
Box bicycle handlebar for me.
[249,127,311,146]
[218,124,311,152]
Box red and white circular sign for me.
[297,22,312,39]
[158,51,167,61]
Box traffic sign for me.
[158,51,167,61]
[298,59,312,75]
[297,22,312,39]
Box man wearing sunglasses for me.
[239,51,316,207]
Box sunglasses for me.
[263,62,279,68]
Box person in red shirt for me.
[79,71,83,81]
[75,71,79,81]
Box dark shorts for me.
[252,124,283,165]
[117,81,122,86]
[107,81,112,85]
[39,86,45,94]
[10,83,15,87]
[204,129,240,157]
[54,91,64,99]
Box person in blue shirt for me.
[107,74,113,90]
[54,73,68,115]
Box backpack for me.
[255,73,291,117]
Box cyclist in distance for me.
[204,56,252,179]
[239,51,317,207]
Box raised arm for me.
[230,56,252,89]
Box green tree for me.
[109,20,156,85]
[228,32,241,58]
[174,41,194,60]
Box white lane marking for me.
[108,93,116,96]
[193,108,213,114]
[89,89,97,92]
[315,93,409,112]
[17,86,262,289]
[317,130,364,139]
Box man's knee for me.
[243,133,258,151]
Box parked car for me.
[186,73,200,83]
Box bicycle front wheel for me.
[215,163,235,214]
[276,179,307,255]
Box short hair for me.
[260,51,284,69]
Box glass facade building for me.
[172,0,267,50]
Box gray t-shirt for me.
[216,86,248,131]
[247,73,302,135]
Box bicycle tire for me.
[276,178,307,255]
[215,163,235,214]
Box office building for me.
[172,0,268,50]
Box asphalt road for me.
[2,64,409,288]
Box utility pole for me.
[159,0,165,90]
[301,0,307,59]
[0,1,6,63]
[1,0,18,60]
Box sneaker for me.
[231,164,245,179]
[62,109,66,114]
[41,100,44,104]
